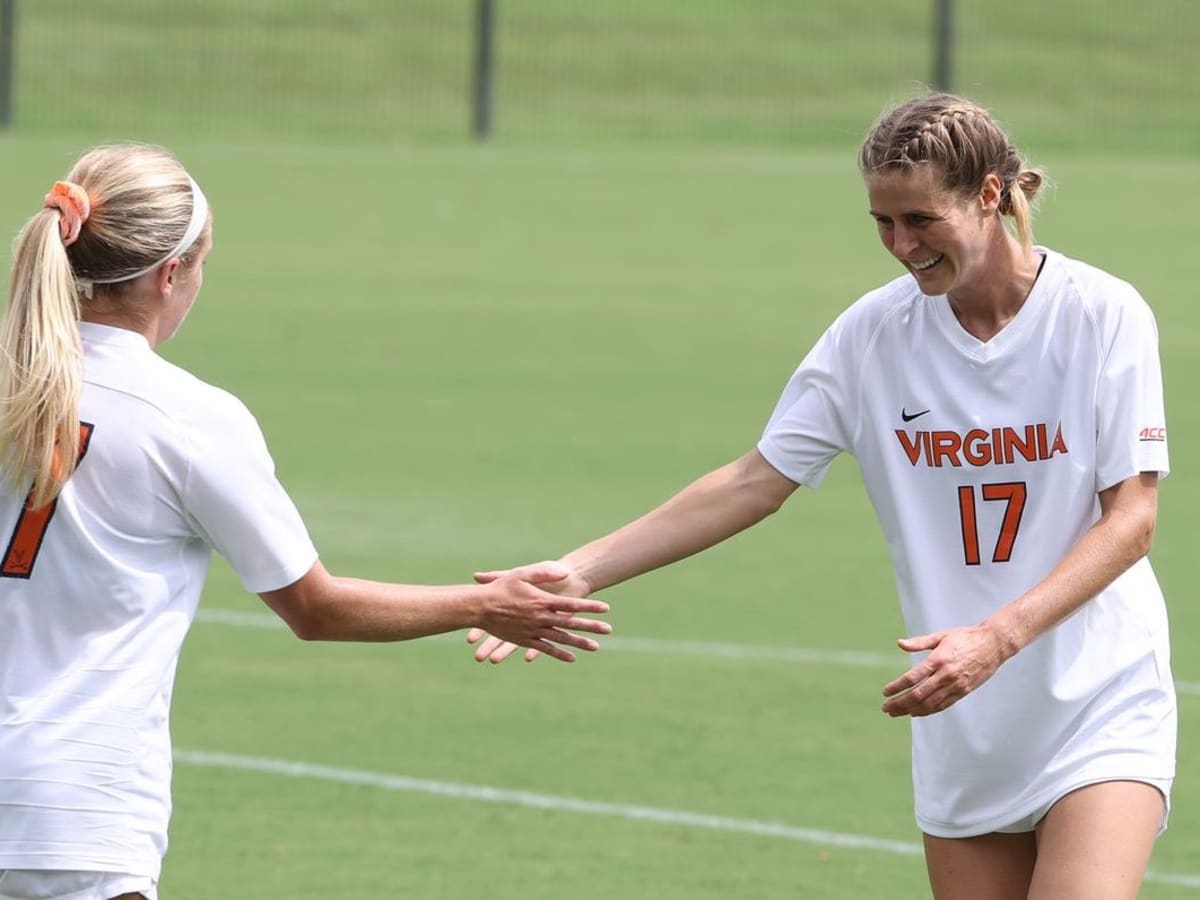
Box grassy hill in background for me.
[12,0,1198,153]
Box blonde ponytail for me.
[1002,168,1046,253]
[0,210,82,508]
[1,144,203,508]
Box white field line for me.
[194,607,1200,696]
[174,748,1200,890]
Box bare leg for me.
[1029,781,1163,900]
[923,831,1037,900]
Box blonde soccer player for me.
[467,93,1175,900]
[0,144,611,900]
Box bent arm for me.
[984,471,1159,657]
[882,472,1161,717]
[564,449,800,593]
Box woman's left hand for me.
[881,625,1010,718]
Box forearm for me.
[564,449,796,593]
[310,577,490,641]
[881,474,1161,719]
[262,563,487,641]
[984,477,1157,658]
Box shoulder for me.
[137,360,277,495]
[1047,248,1156,331]
[825,273,923,351]
[86,348,263,445]
[153,360,264,446]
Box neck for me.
[80,294,162,349]
[947,233,1042,341]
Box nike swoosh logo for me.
[901,408,931,422]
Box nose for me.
[891,223,920,259]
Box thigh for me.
[1029,780,1164,900]
[923,831,1038,900]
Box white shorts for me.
[992,776,1173,835]
[0,871,156,900]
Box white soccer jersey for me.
[0,323,318,877]
[758,248,1175,837]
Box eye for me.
[906,214,934,226]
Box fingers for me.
[468,569,610,665]
[882,659,935,698]
[882,678,958,718]
[478,626,601,659]
[545,627,601,652]
[552,614,611,635]
[881,648,983,717]
[883,665,948,716]
[529,639,576,664]
[518,562,573,585]
[882,633,944,702]
[474,561,567,586]
[472,634,509,662]
[471,624,601,664]
[884,626,1007,717]
[896,631,944,652]
[564,616,612,635]
[473,637,531,665]
[543,596,608,615]
[480,638,557,663]
[881,652,949,716]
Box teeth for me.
[911,255,943,271]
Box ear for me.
[154,258,183,297]
[979,173,1003,216]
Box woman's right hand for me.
[469,561,594,663]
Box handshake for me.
[468,560,606,664]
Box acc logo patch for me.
[1139,427,1167,442]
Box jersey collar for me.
[80,321,153,352]
[928,246,1063,363]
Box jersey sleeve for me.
[1094,287,1169,492]
[757,315,858,488]
[180,395,318,593]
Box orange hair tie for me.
[42,181,92,247]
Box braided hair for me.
[859,93,1046,250]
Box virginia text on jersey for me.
[895,422,1069,468]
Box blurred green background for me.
[1,2,1197,898]
[14,0,1199,152]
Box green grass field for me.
[1,137,1195,899]
[1,2,1198,897]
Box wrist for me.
[982,611,1025,662]
[465,583,493,627]
[558,555,595,595]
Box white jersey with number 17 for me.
[0,322,318,878]
[757,247,1175,837]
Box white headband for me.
[78,176,209,298]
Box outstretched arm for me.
[881,471,1159,716]
[260,560,611,663]
[470,449,800,662]
[561,448,800,594]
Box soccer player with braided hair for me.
[0,144,612,900]
[468,93,1175,899]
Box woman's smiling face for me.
[866,165,1000,297]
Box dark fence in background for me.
[3,0,1196,154]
